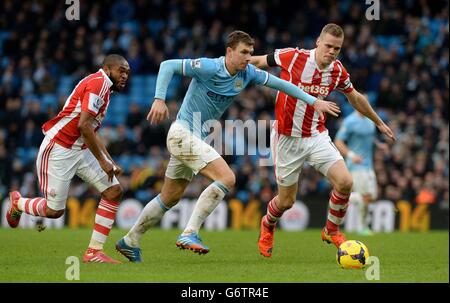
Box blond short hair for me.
[320,23,344,38]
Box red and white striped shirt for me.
[42,69,113,150]
[273,48,354,137]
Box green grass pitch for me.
[0,228,447,283]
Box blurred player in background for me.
[115,30,340,262]
[335,108,389,236]
[6,54,130,263]
[250,23,395,257]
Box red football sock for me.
[326,190,350,233]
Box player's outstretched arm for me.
[154,59,183,102]
[345,89,396,141]
[264,74,341,119]
[148,59,183,124]
[250,55,269,69]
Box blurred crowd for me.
[0,0,448,215]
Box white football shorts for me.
[165,121,221,181]
[350,169,378,200]
[271,129,343,187]
[36,136,120,210]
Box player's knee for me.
[220,172,236,189]
[335,176,353,193]
[102,185,123,201]
[160,193,180,207]
[160,188,184,207]
[277,195,295,211]
[46,208,65,218]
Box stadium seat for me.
[41,94,58,110]
[57,76,74,96]
[110,94,129,107]
[366,91,378,106]
[131,75,145,86]
[147,20,165,36]
[376,36,405,55]
[144,75,157,88]
[121,21,140,35]
[23,94,40,104]
[130,85,145,95]
[117,155,132,173]
[103,113,126,126]
[15,147,38,165]
[0,31,10,53]
[131,155,145,167]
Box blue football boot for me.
[115,238,142,263]
[176,232,210,255]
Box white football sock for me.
[124,195,169,247]
[349,192,364,232]
[361,201,370,230]
[183,181,228,235]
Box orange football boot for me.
[321,227,347,248]
[6,191,22,228]
[258,216,275,257]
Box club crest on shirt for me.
[234,79,243,90]
[191,59,201,69]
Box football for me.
[336,240,369,269]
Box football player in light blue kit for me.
[116,31,340,262]
[335,109,388,235]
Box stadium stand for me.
[0,0,448,227]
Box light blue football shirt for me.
[335,111,376,171]
[177,57,269,138]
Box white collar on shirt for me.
[99,68,114,87]
[222,56,239,78]
[308,48,334,72]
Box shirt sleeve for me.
[273,48,297,70]
[248,64,269,85]
[154,59,183,100]
[182,58,218,81]
[81,78,107,116]
[336,62,354,93]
